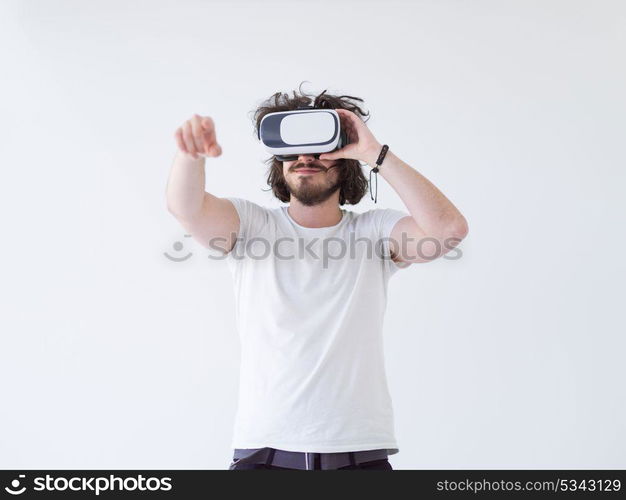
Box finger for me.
[182,122,199,159]
[206,133,220,156]
[174,128,188,154]
[336,108,359,125]
[201,117,218,150]
[319,146,349,161]
[338,108,362,122]
[190,115,208,156]
[201,116,215,135]
[192,115,212,155]
[209,143,222,156]
[340,111,365,137]
[336,112,361,142]
[341,123,358,145]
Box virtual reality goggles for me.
[258,106,349,162]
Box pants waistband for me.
[232,447,389,470]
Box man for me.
[165,87,468,470]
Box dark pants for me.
[229,458,393,470]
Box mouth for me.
[294,168,324,175]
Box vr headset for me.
[258,106,349,162]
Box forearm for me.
[366,148,468,237]
[166,150,208,219]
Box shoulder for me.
[222,197,276,238]
[224,196,267,213]
[350,207,410,235]
[224,197,271,219]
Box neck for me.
[287,195,343,228]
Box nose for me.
[297,154,317,162]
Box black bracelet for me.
[369,144,389,203]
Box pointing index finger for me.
[202,118,217,143]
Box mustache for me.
[290,162,340,172]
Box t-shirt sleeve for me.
[223,197,269,260]
[368,207,411,277]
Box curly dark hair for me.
[250,81,370,205]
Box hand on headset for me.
[318,108,382,166]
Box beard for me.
[285,167,342,206]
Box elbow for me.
[166,201,203,223]
[166,198,179,217]
[166,199,188,220]
[165,190,175,215]
[166,199,177,216]
[447,216,469,241]
[165,193,189,219]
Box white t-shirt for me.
[223,197,409,455]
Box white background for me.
[1,0,625,469]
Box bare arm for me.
[372,149,469,264]
[165,114,239,253]
[319,108,469,265]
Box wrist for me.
[364,143,384,167]
[177,149,206,165]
